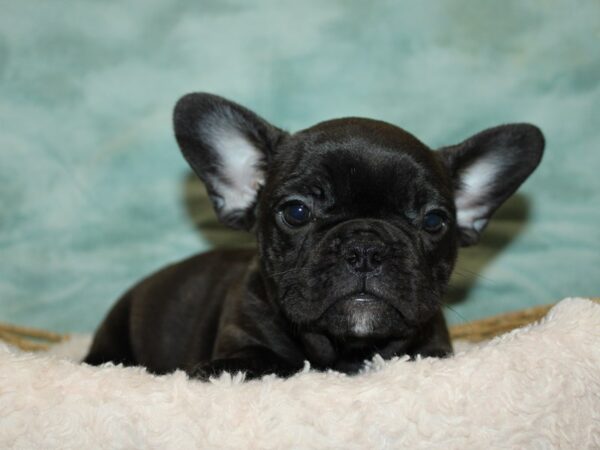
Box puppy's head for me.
[174,93,544,340]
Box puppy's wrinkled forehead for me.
[270,118,452,211]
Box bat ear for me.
[438,124,544,246]
[173,93,286,230]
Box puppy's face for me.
[256,120,457,339]
[174,94,544,340]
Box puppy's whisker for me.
[267,267,311,278]
[453,268,497,284]
[441,303,470,325]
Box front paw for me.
[411,346,453,359]
[190,358,302,381]
[190,359,252,381]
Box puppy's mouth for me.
[316,293,407,339]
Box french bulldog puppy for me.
[84,93,544,380]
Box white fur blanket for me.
[1,297,599,449]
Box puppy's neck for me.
[300,331,414,372]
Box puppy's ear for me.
[173,93,286,230]
[438,124,544,246]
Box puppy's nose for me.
[343,242,384,273]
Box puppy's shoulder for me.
[132,247,257,292]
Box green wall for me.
[1,0,599,331]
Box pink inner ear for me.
[205,126,264,215]
[454,157,503,231]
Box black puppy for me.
[85,93,544,380]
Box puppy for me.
[84,93,544,380]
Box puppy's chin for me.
[316,296,408,340]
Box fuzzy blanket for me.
[1,297,599,449]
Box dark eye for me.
[280,201,311,227]
[422,210,446,233]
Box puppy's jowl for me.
[85,94,544,380]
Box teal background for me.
[1,0,599,332]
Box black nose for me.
[343,242,384,273]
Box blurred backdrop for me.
[1,0,599,332]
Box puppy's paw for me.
[410,347,453,360]
[190,358,302,381]
[189,359,251,381]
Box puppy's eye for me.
[422,210,446,233]
[280,201,311,227]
